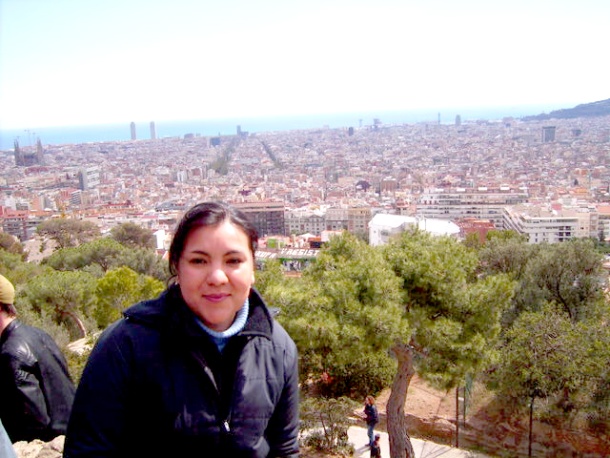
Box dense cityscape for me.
[2,111,610,263]
[3,0,610,455]
[2,111,610,457]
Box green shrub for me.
[300,396,357,456]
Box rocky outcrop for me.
[13,436,64,458]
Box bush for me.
[66,347,91,385]
[315,354,396,398]
[300,396,357,456]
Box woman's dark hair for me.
[168,202,259,281]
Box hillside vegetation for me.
[2,223,610,457]
[523,98,610,121]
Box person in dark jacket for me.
[363,395,379,447]
[0,274,76,443]
[64,201,300,458]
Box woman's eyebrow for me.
[186,249,246,256]
[186,249,209,255]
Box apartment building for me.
[284,208,326,236]
[597,204,610,241]
[0,209,43,241]
[79,165,101,190]
[455,218,496,243]
[347,206,371,236]
[502,204,597,243]
[284,206,372,238]
[324,207,349,231]
[232,201,285,237]
[416,187,528,229]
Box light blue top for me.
[196,298,249,352]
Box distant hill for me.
[522,98,610,121]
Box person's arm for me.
[364,404,372,422]
[0,419,17,458]
[266,337,300,458]
[63,322,133,458]
[1,351,51,441]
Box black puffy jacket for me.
[64,286,299,457]
[0,320,75,443]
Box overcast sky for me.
[1,0,609,129]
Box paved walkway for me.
[348,426,487,458]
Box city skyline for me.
[1,0,609,130]
[2,110,610,248]
[0,106,556,151]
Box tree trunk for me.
[387,342,416,458]
[528,395,534,458]
[455,386,460,448]
[61,309,87,339]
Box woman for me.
[364,395,378,447]
[64,202,299,458]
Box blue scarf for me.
[197,298,249,352]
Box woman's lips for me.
[204,294,228,303]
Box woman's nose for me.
[206,265,228,284]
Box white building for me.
[153,228,171,250]
[416,187,528,229]
[368,213,460,246]
[79,165,101,190]
[502,204,598,244]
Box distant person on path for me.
[370,433,381,458]
[0,274,75,443]
[64,201,300,457]
[364,395,379,447]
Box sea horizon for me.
[0,105,561,151]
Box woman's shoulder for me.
[123,287,174,323]
[270,320,297,350]
[94,289,174,347]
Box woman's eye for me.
[227,258,243,265]
[190,258,206,264]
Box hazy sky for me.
[1,0,609,129]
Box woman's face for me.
[177,220,255,332]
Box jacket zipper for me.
[192,350,232,434]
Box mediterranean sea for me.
[0,105,556,151]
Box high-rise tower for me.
[150,122,156,140]
[542,126,556,142]
[14,139,23,166]
[36,138,44,164]
[130,122,137,140]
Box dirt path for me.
[374,375,457,430]
[371,376,610,457]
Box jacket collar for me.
[240,288,273,338]
[0,318,20,345]
[124,285,274,340]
